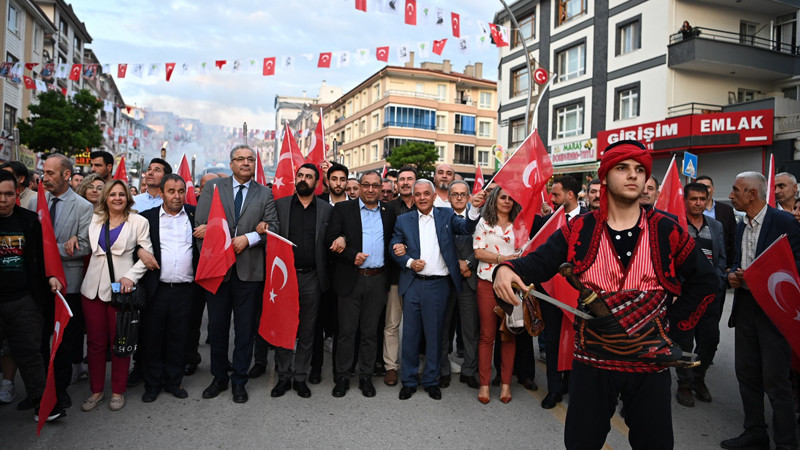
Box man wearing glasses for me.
[325,171,396,398]
[195,145,279,404]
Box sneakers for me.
[34,405,67,422]
[0,379,15,404]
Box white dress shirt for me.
[408,210,449,276]
[231,178,261,247]
[158,206,194,283]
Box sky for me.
[71,0,506,132]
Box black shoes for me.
[459,374,480,389]
[57,392,72,409]
[142,387,161,403]
[720,433,770,449]
[271,379,292,398]
[424,386,442,400]
[518,377,538,391]
[676,383,695,407]
[372,363,387,377]
[166,385,188,399]
[184,363,198,376]
[359,377,376,397]
[248,363,267,379]
[231,384,248,403]
[541,392,563,409]
[439,374,451,388]
[293,380,312,398]
[127,364,143,387]
[17,396,38,410]
[692,378,712,403]
[399,386,416,400]
[202,378,229,399]
[308,369,322,385]
[34,404,66,422]
[332,377,350,398]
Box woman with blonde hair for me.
[75,174,105,206]
[80,179,152,412]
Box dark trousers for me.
[206,270,260,386]
[275,271,321,382]
[1,295,45,399]
[444,279,478,378]
[401,277,449,387]
[335,272,387,378]
[143,283,194,389]
[565,362,673,450]
[41,292,84,396]
[541,300,568,394]
[185,289,206,367]
[311,287,338,376]
[733,291,798,448]
[671,290,723,384]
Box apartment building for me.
[495,0,800,200]
[35,0,90,93]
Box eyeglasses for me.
[450,192,469,198]
[360,183,382,189]
[231,157,256,163]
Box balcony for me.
[383,89,441,101]
[383,120,435,131]
[454,127,476,135]
[668,27,800,81]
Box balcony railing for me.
[454,127,476,135]
[383,120,436,130]
[667,102,722,117]
[669,27,798,55]
[383,89,442,101]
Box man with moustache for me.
[89,151,113,182]
[345,179,360,200]
[587,179,601,211]
[433,163,455,207]
[639,176,660,208]
[318,162,349,206]
[132,158,172,212]
[69,173,84,191]
[695,175,737,278]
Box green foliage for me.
[385,141,439,179]
[17,89,103,156]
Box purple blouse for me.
[99,222,124,252]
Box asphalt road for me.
[1,291,792,448]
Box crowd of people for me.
[0,142,799,449]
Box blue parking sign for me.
[682,152,698,178]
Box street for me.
[0,291,776,448]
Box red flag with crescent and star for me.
[432,39,447,55]
[112,155,128,184]
[306,112,326,195]
[259,231,299,349]
[37,292,72,435]
[165,63,176,82]
[263,57,276,76]
[405,0,416,25]
[489,23,509,47]
[195,186,236,294]
[473,165,484,195]
[451,12,461,37]
[117,64,127,78]
[355,0,366,12]
[273,124,300,200]
[376,46,390,62]
[255,149,267,186]
[743,234,800,359]
[36,184,67,290]
[654,155,688,231]
[23,76,35,89]
[68,64,82,81]
[318,52,332,68]
[177,154,197,206]
[492,130,553,248]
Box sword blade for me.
[525,288,594,320]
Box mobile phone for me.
[111,282,121,293]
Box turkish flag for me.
[493,130,553,248]
[432,38,447,55]
[36,292,72,435]
[654,156,688,231]
[215,60,226,70]
[318,52,332,68]
[36,185,67,290]
[273,124,300,200]
[177,154,197,206]
[405,0,416,25]
[113,155,128,184]
[263,57,276,76]
[117,64,127,78]
[165,63,176,82]
[451,12,461,37]
[259,231,299,349]
[306,113,326,195]
[355,0,366,12]
[473,165,485,195]
[767,154,776,208]
[376,46,390,62]
[23,76,34,89]
[25,62,39,71]
[68,64,82,81]
[743,235,800,359]
[255,149,267,186]
[195,186,236,294]
[489,23,509,47]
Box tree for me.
[17,89,103,156]
[385,141,439,179]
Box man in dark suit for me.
[263,164,332,399]
[721,171,800,450]
[195,145,279,404]
[391,179,484,400]
[325,171,396,398]
[696,175,737,272]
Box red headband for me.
[597,143,652,220]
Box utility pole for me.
[243,122,248,146]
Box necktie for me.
[234,185,244,224]
[50,197,60,224]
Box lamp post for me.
[191,154,196,180]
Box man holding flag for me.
[0,170,64,421]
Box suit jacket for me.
[694,216,727,291]
[45,188,93,294]
[711,200,737,269]
[728,206,800,327]
[326,199,396,296]
[391,207,478,296]
[80,213,153,302]
[453,209,478,291]
[195,177,279,283]
[139,205,200,298]
[276,195,332,291]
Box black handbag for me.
[112,301,140,357]
[105,219,147,310]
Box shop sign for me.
[551,138,596,166]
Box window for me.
[360,119,366,135]
[437,84,447,101]
[478,150,490,167]
[513,14,535,47]
[511,67,528,98]
[478,121,492,138]
[361,148,365,163]
[383,105,436,130]
[33,24,41,53]
[416,83,424,93]
[73,37,81,52]
[372,144,379,161]
[347,100,353,116]
[8,4,19,35]
[453,144,475,165]
[616,17,641,55]
[59,19,67,35]
[436,145,445,161]
[738,88,757,103]
[479,92,492,109]
[783,86,799,101]
[373,83,380,101]
[436,114,446,132]
[558,0,587,25]
[740,21,757,45]
[3,104,17,134]
[510,119,526,148]
[615,84,640,120]
[346,126,352,142]
[383,137,434,157]
[372,113,379,131]
[454,114,476,135]
[557,43,586,82]
[554,102,584,139]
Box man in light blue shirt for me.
[133,158,172,213]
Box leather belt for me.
[414,274,448,281]
[296,267,316,274]
[159,281,192,288]
[358,267,384,276]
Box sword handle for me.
[558,263,612,317]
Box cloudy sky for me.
[71,0,505,131]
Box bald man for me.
[433,164,455,207]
